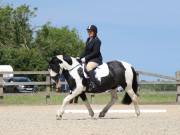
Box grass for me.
[0,90,177,105]
[139,91,176,104]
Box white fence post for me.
[176,71,180,103]
[0,73,3,99]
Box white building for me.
[0,65,14,78]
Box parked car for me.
[3,77,38,93]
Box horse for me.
[48,55,140,120]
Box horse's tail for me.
[122,67,138,105]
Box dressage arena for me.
[0,104,180,135]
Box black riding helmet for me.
[87,25,98,34]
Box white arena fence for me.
[0,70,180,103]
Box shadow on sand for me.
[58,116,137,121]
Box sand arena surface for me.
[0,105,180,135]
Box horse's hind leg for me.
[99,89,118,118]
[79,92,94,118]
[125,86,140,117]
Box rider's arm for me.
[85,39,101,62]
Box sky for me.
[3,0,180,77]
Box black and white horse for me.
[48,55,140,120]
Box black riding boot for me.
[88,70,98,91]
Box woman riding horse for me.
[48,25,140,120]
[80,25,102,91]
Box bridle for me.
[50,59,82,80]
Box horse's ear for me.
[63,55,72,65]
[50,56,62,65]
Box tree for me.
[0,5,14,47]
[0,4,36,48]
[0,4,84,71]
[12,5,37,49]
[34,23,84,61]
[0,48,47,71]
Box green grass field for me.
[0,90,176,105]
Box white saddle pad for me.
[83,63,109,82]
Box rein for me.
[68,64,81,72]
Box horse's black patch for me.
[77,67,84,78]
[62,69,76,90]
[77,67,88,87]
[49,56,63,65]
[79,92,87,101]
[87,61,127,93]
[51,74,60,83]
[49,56,63,74]
[63,55,72,65]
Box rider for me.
[80,25,103,90]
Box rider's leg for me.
[86,62,99,90]
[86,62,99,71]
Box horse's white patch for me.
[121,61,133,85]
[56,55,63,60]
[48,69,57,77]
[83,63,109,81]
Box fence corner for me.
[176,71,180,103]
[0,73,3,99]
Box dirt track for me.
[0,105,180,135]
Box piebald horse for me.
[48,55,140,120]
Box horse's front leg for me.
[56,86,84,120]
[79,92,94,118]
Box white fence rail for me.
[0,70,180,103]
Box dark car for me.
[3,77,38,93]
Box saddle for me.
[78,63,109,82]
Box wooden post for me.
[176,71,180,103]
[90,94,95,104]
[136,73,140,92]
[0,73,3,99]
[46,75,51,104]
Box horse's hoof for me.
[56,114,62,120]
[90,111,94,118]
[136,110,140,117]
[99,112,105,118]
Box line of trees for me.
[0,4,84,71]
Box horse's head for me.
[48,55,74,76]
[49,56,63,76]
[48,55,78,90]
[48,56,63,90]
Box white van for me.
[0,65,14,78]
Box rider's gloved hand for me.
[76,57,81,63]
[81,57,86,63]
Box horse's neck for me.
[62,69,70,81]
[61,57,79,70]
